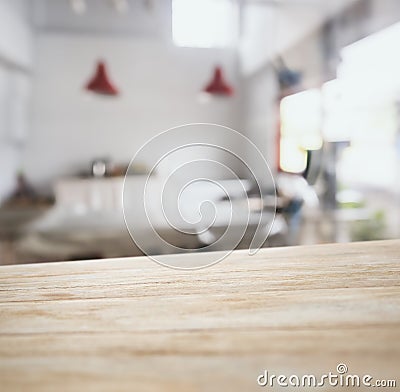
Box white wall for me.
[0,67,22,201]
[240,66,278,176]
[0,0,32,202]
[0,0,32,68]
[22,34,240,189]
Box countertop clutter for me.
[0,240,399,391]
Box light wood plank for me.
[0,240,399,391]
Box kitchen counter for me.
[1,240,399,391]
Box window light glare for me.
[280,138,308,174]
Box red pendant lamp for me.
[85,60,119,96]
[203,66,234,96]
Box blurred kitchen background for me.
[0,0,399,264]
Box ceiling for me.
[31,0,171,37]
[31,0,359,37]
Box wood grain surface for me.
[0,240,399,391]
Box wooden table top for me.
[1,240,399,391]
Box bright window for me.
[331,22,400,189]
[279,89,323,173]
[172,0,238,48]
